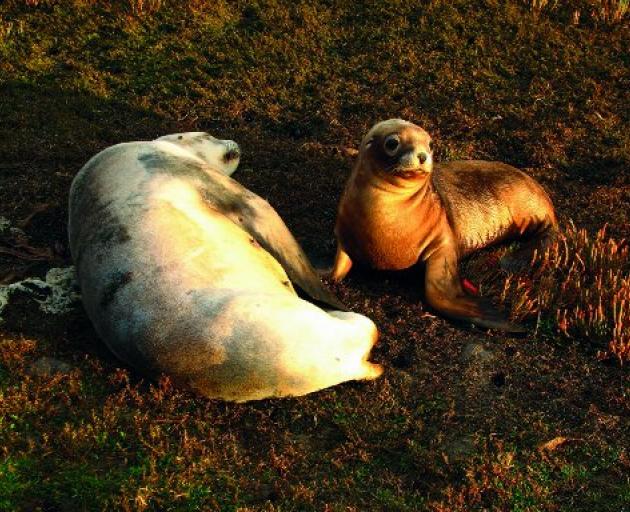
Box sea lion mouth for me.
[390,166,427,178]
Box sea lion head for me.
[359,119,433,180]
[156,132,241,176]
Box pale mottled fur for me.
[69,132,381,401]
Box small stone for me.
[28,357,73,377]
[0,216,11,234]
[0,216,26,238]
[0,266,80,323]
[460,342,495,363]
[444,435,476,462]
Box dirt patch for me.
[0,1,628,510]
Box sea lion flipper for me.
[330,244,353,282]
[198,171,347,311]
[239,195,348,311]
[425,248,525,333]
[500,226,557,273]
[467,300,527,333]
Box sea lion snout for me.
[395,123,433,173]
[397,147,432,173]
[223,142,241,164]
[154,132,241,176]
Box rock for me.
[460,342,495,364]
[444,435,476,462]
[28,356,73,377]
[37,267,81,315]
[0,266,80,324]
[0,216,26,238]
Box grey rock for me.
[444,435,476,462]
[0,266,80,324]
[460,342,495,363]
[28,357,73,377]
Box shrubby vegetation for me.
[0,0,628,510]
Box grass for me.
[526,0,630,23]
[465,224,629,363]
[0,0,629,510]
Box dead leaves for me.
[538,436,583,455]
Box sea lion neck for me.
[375,171,432,196]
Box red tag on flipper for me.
[462,278,479,295]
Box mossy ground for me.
[0,1,628,510]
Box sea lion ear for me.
[364,138,374,149]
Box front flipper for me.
[330,243,353,282]
[241,196,348,311]
[199,170,347,311]
[425,246,526,333]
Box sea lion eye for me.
[384,135,400,155]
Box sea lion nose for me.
[418,152,428,164]
[224,145,241,162]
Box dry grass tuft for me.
[21,0,163,15]
[126,0,162,15]
[469,224,629,363]
[527,0,629,23]
[530,0,557,15]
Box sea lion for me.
[69,132,382,402]
[332,119,557,331]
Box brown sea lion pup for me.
[332,119,557,332]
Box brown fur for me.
[332,119,557,332]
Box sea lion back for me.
[432,161,557,254]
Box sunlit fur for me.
[69,133,381,402]
[333,119,557,332]
[156,132,241,176]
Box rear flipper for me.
[427,287,526,333]
[500,222,557,273]
[426,247,526,333]
[326,310,383,380]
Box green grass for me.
[0,0,628,510]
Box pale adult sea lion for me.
[69,132,382,401]
[332,119,557,331]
